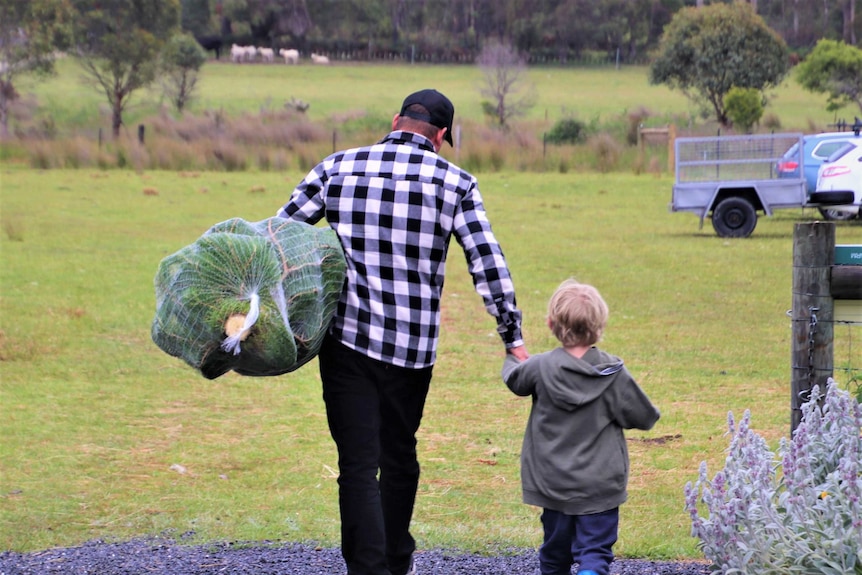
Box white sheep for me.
[279,48,299,65]
[310,53,330,65]
[258,47,274,63]
[230,44,244,63]
[243,45,257,62]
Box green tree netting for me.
[152,217,346,379]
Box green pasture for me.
[10,58,845,137]
[1,166,861,558]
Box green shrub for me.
[685,380,862,574]
[724,87,764,133]
[115,146,128,168]
[545,117,587,144]
[480,100,497,123]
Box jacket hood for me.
[543,347,625,410]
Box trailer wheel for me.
[818,207,858,221]
[712,197,757,238]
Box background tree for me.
[796,39,862,115]
[0,0,74,138]
[180,0,227,59]
[72,0,180,138]
[757,0,860,49]
[649,2,788,127]
[222,0,311,47]
[477,39,536,128]
[181,0,210,37]
[160,33,207,113]
[171,0,859,64]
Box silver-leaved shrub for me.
[684,379,862,575]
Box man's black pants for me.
[318,335,432,575]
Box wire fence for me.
[790,222,862,432]
[832,319,861,387]
[674,133,801,183]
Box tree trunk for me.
[793,0,800,40]
[0,84,8,140]
[843,0,856,45]
[112,93,123,138]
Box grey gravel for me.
[0,538,713,575]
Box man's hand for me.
[507,345,529,362]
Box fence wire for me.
[833,319,861,387]
[790,312,862,390]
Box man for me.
[276,88,528,575]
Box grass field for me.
[1,164,860,559]
[1,60,861,560]
[8,58,846,137]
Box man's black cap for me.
[399,89,454,146]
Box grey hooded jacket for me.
[502,347,660,515]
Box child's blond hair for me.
[547,279,609,348]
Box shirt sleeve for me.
[611,369,661,431]
[502,354,536,396]
[453,179,523,349]
[276,161,329,224]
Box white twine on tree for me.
[220,292,261,355]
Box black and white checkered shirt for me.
[277,130,523,369]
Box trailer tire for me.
[712,197,757,238]
[818,207,859,221]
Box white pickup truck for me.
[670,132,819,237]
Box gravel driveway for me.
[0,538,713,575]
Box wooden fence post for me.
[668,124,676,173]
[790,222,835,434]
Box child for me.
[502,279,660,575]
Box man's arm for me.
[276,161,330,223]
[453,180,525,351]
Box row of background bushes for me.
[0,60,847,175]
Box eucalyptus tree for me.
[796,39,862,115]
[72,0,181,138]
[649,2,788,127]
[0,0,74,138]
[160,32,207,113]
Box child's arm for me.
[614,370,660,430]
[501,353,536,397]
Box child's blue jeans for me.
[539,507,619,575]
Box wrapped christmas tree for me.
[152,217,346,379]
